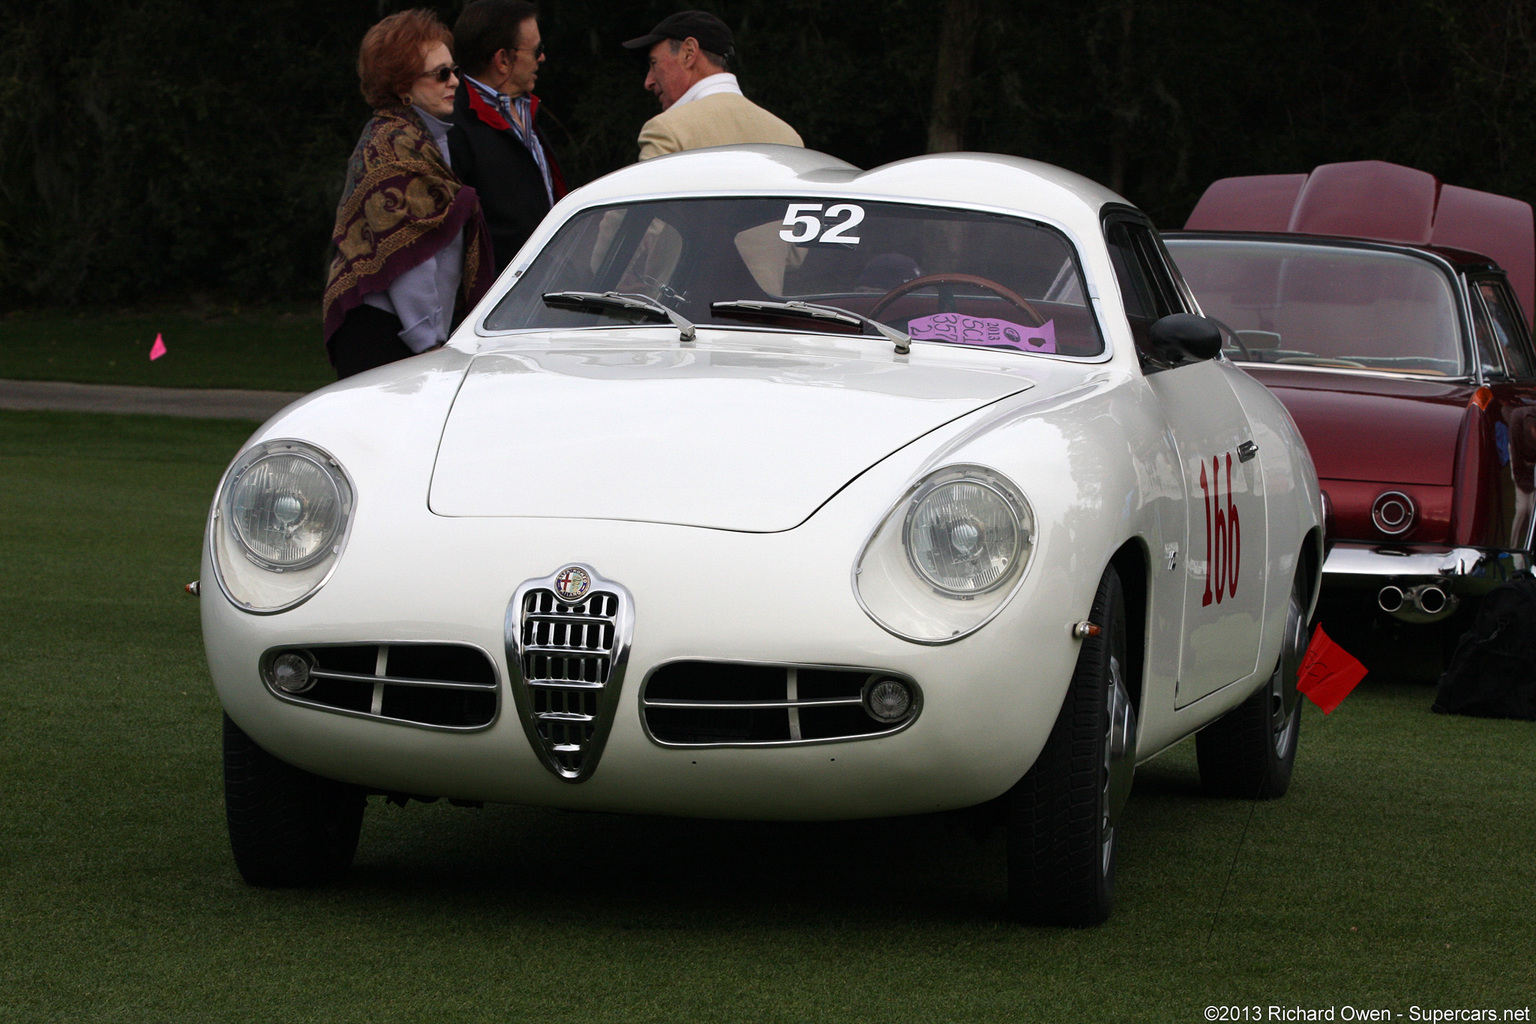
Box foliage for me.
[1,0,1534,308]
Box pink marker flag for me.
[149,333,167,361]
[1295,624,1368,714]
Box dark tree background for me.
[1,0,1533,309]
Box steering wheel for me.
[868,273,1046,327]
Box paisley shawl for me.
[322,106,494,343]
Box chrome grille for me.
[642,661,921,747]
[260,643,499,730]
[506,566,633,782]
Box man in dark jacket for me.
[448,0,566,277]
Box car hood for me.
[1243,366,1472,485]
[428,338,1036,530]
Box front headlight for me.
[906,478,1023,594]
[209,440,354,613]
[855,465,1033,644]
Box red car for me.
[1165,161,1536,650]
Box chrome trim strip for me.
[787,667,802,742]
[645,697,866,711]
[524,678,605,691]
[308,669,498,691]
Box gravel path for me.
[0,379,306,420]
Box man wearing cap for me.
[448,0,566,275]
[622,10,802,161]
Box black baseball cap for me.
[622,10,735,58]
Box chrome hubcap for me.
[1102,650,1137,873]
[1270,587,1307,757]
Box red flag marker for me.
[149,333,167,361]
[1295,624,1367,714]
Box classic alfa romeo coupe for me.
[200,147,1324,925]
[1166,161,1536,645]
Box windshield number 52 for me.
[779,203,864,244]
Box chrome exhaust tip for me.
[1415,585,1448,616]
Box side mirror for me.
[1148,313,1223,364]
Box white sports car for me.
[200,147,1324,925]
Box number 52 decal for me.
[779,203,865,244]
[1200,451,1241,606]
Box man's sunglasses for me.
[418,65,460,83]
[509,43,545,58]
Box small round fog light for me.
[269,651,314,694]
[863,676,914,724]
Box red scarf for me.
[322,106,494,342]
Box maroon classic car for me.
[1165,161,1536,647]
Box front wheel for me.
[1005,565,1136,926]
[1196,570,1308,799]
[223,713,366,886]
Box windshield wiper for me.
[710,300,911,355]
[543,290,696,343]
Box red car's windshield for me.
[1168,239,1465,376]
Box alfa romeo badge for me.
[554,565,592,602]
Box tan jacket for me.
[637,92,803,160]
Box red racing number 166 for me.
[1200,452,1241,607]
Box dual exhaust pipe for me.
[1377,583,1456,623]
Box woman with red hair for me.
[322,9,494,379]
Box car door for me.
[1469,273,1536,554]
[1104,212,1269,707]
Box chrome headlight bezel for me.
[209,439,355,614]
[854,464,1035,644]
[903,475,1026,596]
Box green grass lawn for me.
[0,306,333,392]
[2,408,1534,1022]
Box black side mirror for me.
[1148,314,1223,364]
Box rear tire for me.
[223,713,366,886]
[1005,566,1135,926]
[1196,570,1307,799]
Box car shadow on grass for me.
[323,752,1223,927]
[345,801,1007,924]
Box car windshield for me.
[1167,239,1465,375]
[484,197,1104,357]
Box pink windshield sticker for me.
[907,314,1057,353]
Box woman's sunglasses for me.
[418,65,460,84]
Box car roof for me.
[1182,160,1535,327]
[557,145,1131,249]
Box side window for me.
[1475,278,1535,379]
[1106,222,1155,323]
[1105,218,1184,355]
[1469,295,1505,378]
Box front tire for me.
[1196,570,1308,799]
[223,713,366,886]
[1005,565,1136,926]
